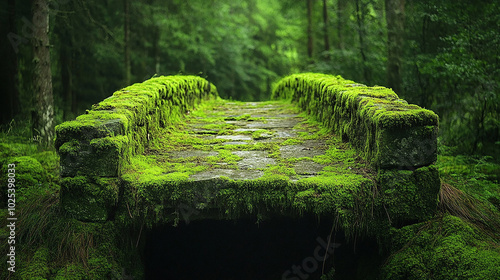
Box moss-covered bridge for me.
[55,73,439,232]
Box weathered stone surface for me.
[246,119,300,129]
[189,169,264,181]
[293,160,325,175]
[377,165,440,222]
[169,150,218,159]
[232,151,276,169]
[59,136,128,177]
[216,135,252,141]
[60,176,120,221]
[280,141,327,158]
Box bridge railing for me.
[272,73,438,169]
[273,73,441,223]
[55,76,218,221]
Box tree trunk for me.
[3,0,20,124]
[355,0,370,84]
[124,0,131,85]
[323,0,330,53]
[32,0,54,146]
[60,32,74,120]
[153,25,160,74]
[307,0,313,58]
[385,0,405,94]
[336,0,346,49]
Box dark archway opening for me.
[143,215,383,280]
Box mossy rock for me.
[377,165,441,223]
[3,156,47,189]
[382,214,500,279]
[60,177,120,221]
[59,136,129,177]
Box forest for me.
[0,0,499,279]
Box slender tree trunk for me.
[4,0,20,124]
[355,0,370,84]
[337,0,345,49]
[307,0,313,58]
[322,0,330,53]
[32,0,54,146]
[153,25,160,74]
[124,0,131,85]
[60,32,74,120]
[385,0,405,94]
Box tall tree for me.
[336,0,346,50]
[59,28,75,120]
[4,0,20,123]
[322,0,330,53]
[355,0,370,84]
[385,0,405,94]
[124,0,131,85]
[32,0,54,146]
[307,0,313,58]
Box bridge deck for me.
[122,99,375,219]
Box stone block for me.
[377,165,440,223]
[59,136,129,177]
[60,176,120,222]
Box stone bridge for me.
[55,73,440,234]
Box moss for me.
[251,129,273,140]
[19,246,49,279]
[60,176,120,221]
[53,264,86,280]
[3,156,47,190]
[55,75,217,221]
[281,138,303,145]
[116,99,405,238]
[377,165,440,223]
[272,73,439,169]
[382,214,500,280]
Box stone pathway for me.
[141,99,372,184]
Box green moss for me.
[54,264,86,280]
[60,176,120,221]
[55,75,218,221]
[19,246,49,279]
[382,214,500,280]
[4,156,47,190]
[281,138,303,145]
[272,73,439,169]
[377,165,440,223]
[251,129,273,140]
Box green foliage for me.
[403,0,500,155]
